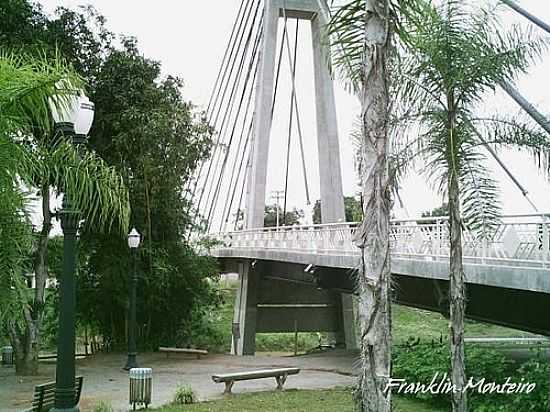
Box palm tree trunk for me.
[449,170,467,412]
[355,1,392,411]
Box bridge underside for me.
[221,258,357,355]
[219,257,550,354]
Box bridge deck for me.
[212,214,550,294]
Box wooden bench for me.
[25,376,83,412]
[158,346,208,359]
[212,367,300,394]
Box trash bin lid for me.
[129,368,153,378]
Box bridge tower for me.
[232,0,357,355]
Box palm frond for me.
[0,50,83,137]
[470,116,550,176]
[30,140,130,234]
[458,150,501,239]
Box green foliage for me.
[76,238,220,350]
[1,1,213,365]
[173,384,197,405]
[325,0,421,94]
[506,360,550,412]
[30,139,130,233]
[392,343,550,410]
[421,203,449,219]
[0,138,32,327]
[312,196,362,224]
[256,333,318,353]
[264,204,304,227]
[93,400,114,412]
[393,0,550,237]
[0,51,84,345]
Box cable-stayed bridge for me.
[188,0,550,355]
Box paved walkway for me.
[0,350,358,411]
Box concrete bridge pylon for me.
[232,0,357,356]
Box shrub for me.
[392,343,514,407]
[392,343,550,411]
[173,384,197,405]
[93,401,113,412]
[507,360,550,411]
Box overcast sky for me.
[37,0,550,227]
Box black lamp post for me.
[50,88,95,412]
[124,228,141,370]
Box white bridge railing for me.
[214,213,550,269]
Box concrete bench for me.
[212,367,300,394]
[24,376,83,412]
[158,346,208,359]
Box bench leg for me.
[275,373,288,390]
[224,381,234,395]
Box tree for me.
[264,205,304,227]
[328,1,394,410]
[1,1,218,361]
[421,203,449,219]
[77,38,218,349]
[395,2,550,410]
[0,52,130,375]
[312,196,363,224]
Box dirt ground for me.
[0,349,358,412]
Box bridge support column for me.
[231,261,258,356]
[340,293,359,349]
[311,12,346,224]
[236,0,355,355]
[245,0,279,229]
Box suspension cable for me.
[202,8,263,223]
[283,20,300,225]
[207,18,264,230]
[219,10,289,232]
[205,0,248,117]
[500,0,550,34]
[218,47,261,233]
[471,126,540,212]
[197,0,261,215]
[186,0,253,191]
[222,119,255,232]
[281,3,311,205]
[234,150,251,231]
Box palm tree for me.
[327,1,397,410]
[0,52,130,375]
[394,2,549,410]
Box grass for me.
[393,304,526,345]
[152,387,445,412]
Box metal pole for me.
[53,197,79,411]
[499,81,550,135]
[271,190,284,228]
[472,126,540,212]
[52,126,81,412]
[124,249,139,370]
[500,0,550,34]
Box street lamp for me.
[49,87,94,412]
[124,228,141,370]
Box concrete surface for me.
[0,350,357,412]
